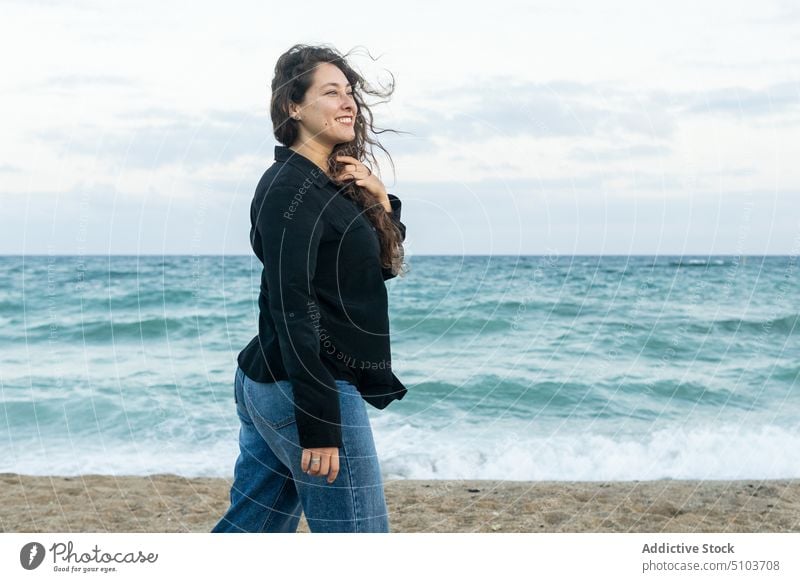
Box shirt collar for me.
[274,145,334,188]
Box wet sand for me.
[1,473,798,533]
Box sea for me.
[1,254,798,481]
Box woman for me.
[211,44,408,533]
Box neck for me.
[289,139,332,176]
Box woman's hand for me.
[302,447,340,483]
[335,154,391,213]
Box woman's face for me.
[291,62,357,148]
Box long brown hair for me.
[270,43,407,278]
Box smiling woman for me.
[211,43,410,534]
[270,44,408,277]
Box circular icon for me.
[20,542,46,570]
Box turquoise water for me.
[1,254,798,481]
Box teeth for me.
[336,117,352,123]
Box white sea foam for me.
[3,417,798,482]
[372,415,800,481]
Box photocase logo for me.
[20,542,46,570]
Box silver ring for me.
[310,458,320,465]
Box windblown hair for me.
[270,43,407,278]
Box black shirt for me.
[237,145,408,449]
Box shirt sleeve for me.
[256,181,342,449]
[387,193,406,241]
[382,193,406,281]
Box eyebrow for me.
[320,82,352,89]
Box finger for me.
[319,454,331,477]
[308,453,322,475]
[301,449,310,473]
[344,162,369,177]
[335,155,358,163]
[327,454,339,484]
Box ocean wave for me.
[5,415,798,480]
[712,313,800,335]
[23,313,239,343]
[392,315,512,335]
[667,258,729,267]
[372,419,800,481]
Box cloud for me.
[400,79,678,141]
[28,74,135,91]
[569,143,671,162]
[32,108,274,170]
[390,78,799,147]
[680,81,799,117]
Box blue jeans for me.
[211,366,390,533]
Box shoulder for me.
[252,163,328,227]
[256,163,325,206]
[256,161,304,195]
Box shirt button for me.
[289,312,294,317]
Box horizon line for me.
[2,253,796,258]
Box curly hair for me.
[270,43,407,278]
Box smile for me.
[335,116,353,126]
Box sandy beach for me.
[1,473,798,533]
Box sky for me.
[1,0,799,256]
